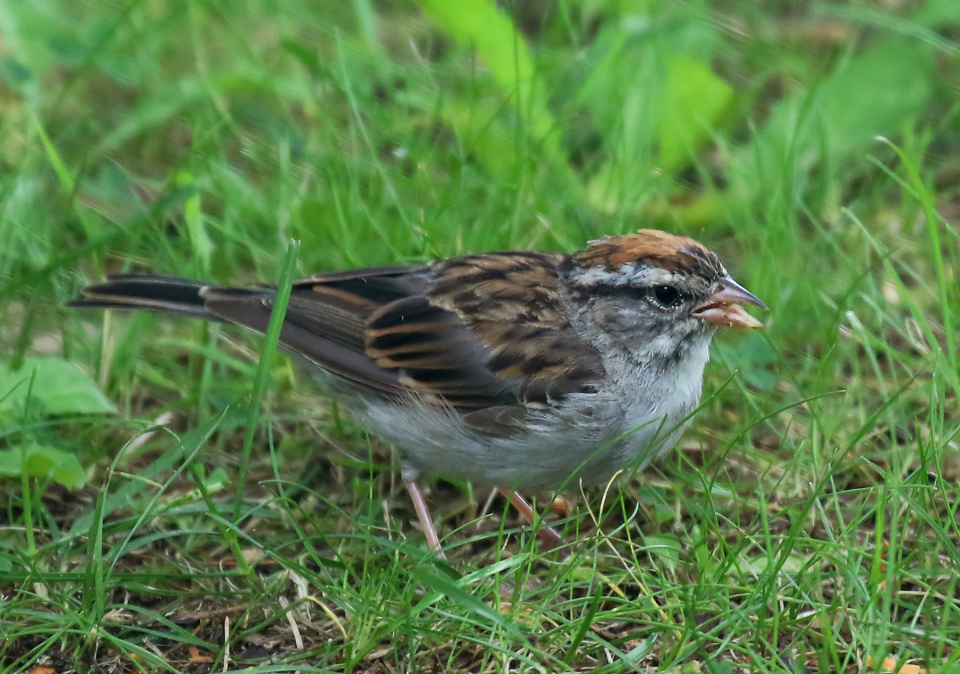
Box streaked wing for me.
[365,295,517,410]
[73,254,607,436]
[359,252,606,430]
[202,265,432,397]
[430,252,606,404]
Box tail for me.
[67,275,217,319]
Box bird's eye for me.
[652,284,683,308]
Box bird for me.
[69,229,767,555]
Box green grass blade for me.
[230,238,301,572]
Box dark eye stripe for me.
[591,284,687,303]
[568,282,694,310]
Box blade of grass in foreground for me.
[229,238,301,574]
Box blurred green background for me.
[1,0,959,671]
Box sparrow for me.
[69,229,767,555]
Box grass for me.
[1,0,959,671]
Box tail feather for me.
[67,275,216,318]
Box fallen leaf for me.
[188,645,213,663]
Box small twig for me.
[222,616,230,673]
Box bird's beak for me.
[693,277,767,329]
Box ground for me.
[1,1,959,672]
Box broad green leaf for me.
[415,0,545,134]
[814,43,934,157]
[578,11,727,214]
[657,55,732,170]
[725,40,934,214]
[0,444,86,489]
[705,662,736,674]
[761,40,933,168]
[643,533,681,572]
[914,0,960,27]
[744,551,810,576]
[713,332,779,368]
[0,357,117,417]
[413,0,569,174]
[743,367,776,392]
[578,29,664,213]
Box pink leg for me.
[404,477,446,559]
[498,488,563,551]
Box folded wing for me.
[70,253,606,435]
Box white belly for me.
[357,345,707,491]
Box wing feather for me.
[72,254,606,436]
